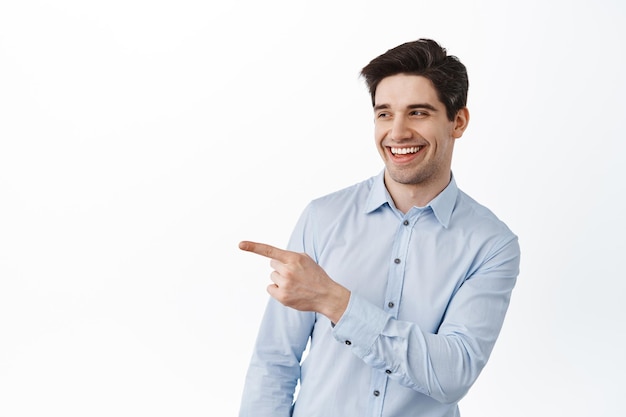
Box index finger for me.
[239,240,292,262]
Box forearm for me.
[332,295,486,403]
[333,267,516,404]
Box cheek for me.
[374,132,386,156]
[436,136,455,156]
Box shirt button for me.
[403,220,409,226]
[388,301,395,308]
[394,258,401,264]
[373,390,380,396]
[345,340,352,345]
[385,369,392,374]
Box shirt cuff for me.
[331,293,391,359]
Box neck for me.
[384,171,451,213]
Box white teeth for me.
[391,146,421,155]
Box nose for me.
[390,116,411,141]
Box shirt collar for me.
[365,170,459,228]
[364,170,391,214]
[428,175,458,228]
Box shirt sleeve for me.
[238,204,317,417]
[331,233,520,405]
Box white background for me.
[1,1,625,416]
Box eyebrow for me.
[373,103,439,112]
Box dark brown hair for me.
[360,39,468,121]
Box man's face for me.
[374,74,467,190]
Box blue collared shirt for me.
[239,171,520,417]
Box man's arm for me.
[332,234,520,404]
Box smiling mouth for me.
[390,146,422,155]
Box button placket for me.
[369,212,419,414]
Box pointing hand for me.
[239,241,350,323]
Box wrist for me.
[323,285,350,324]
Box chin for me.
[388,171,425,185]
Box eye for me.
[409,110,427,117]
[376,112,390,119]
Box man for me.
[238,39,520,417]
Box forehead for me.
[374,74,442,108]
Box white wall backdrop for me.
[1,1,625,416]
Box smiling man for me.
[238,39,520,417]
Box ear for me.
[452,107,470,139]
